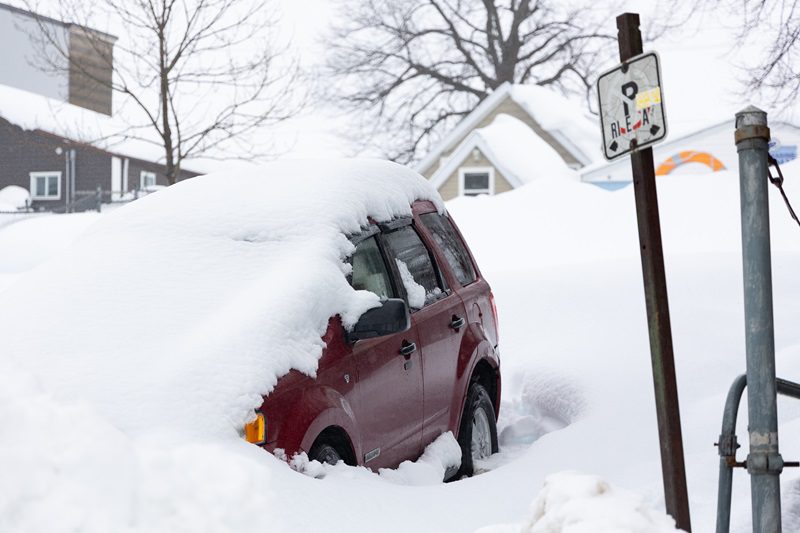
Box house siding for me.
[68,26,114,116]
[0,118,71,210]
[437,148,513,201]
[0,4,69,101]
[0,116,198,211]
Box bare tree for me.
[729,0,800,106]
[25,0,302,184]
[324,0,621,163]
[677,0,800,108]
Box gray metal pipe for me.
[736,106,783,533]
[716,374,747,533]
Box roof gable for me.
[429,114,578,190]
[416,82,600,176]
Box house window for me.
[140,171,157,190]
[459,167,494,196]
[30,172,61,200]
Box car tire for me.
[309,441,343,465]
[455,382,498,478]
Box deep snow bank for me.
[0,185,30,211]
[523,472,678,532]
[2,160,800,533]
[477,472,679,533]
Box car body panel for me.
[350,322,424,468]
[257,200,500,471]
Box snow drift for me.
[2,157,800,532]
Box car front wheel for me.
[456,382,498,478]
[309,442,342,465]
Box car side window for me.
[419,212,477,286]
[382,226,443,310]
[349,236,394,300]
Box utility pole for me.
[736,106,782,533]
[616,13,692,532]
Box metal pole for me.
[735,106,783,533]
[716,374,747,533]
[69,149,76,212]
[616,13,692,531]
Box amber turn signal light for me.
[244,413,266,445]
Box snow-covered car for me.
[0,158,499,481]
[249,198,501,477]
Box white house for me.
[416,82,600,200]
[581,119,800,189]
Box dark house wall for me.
[0,116,200,211]
[0,117,74,210]
[126,158,195,190]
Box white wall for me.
[581,121,800,185]
[0,6,68,101]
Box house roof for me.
[429,113,579,189]
[416,82,600,176]
[0,1,117,42]
[0,82,209,172]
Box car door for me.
[416,212,484,438]
[348,233,424,469]
[381,222,468,448]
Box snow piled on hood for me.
[0,158,442,440]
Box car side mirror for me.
[348,298,410,343]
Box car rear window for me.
[420,212,477,286]
[349,236,394,300]
[382,226,443,310]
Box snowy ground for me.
[1,163,799,532]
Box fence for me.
[0,186,154,216]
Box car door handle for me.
[449,315,465,330]
[399,341,417,358]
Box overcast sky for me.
[7,0,786,164]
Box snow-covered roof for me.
[416,82,601,175]
[0,82,209,172]
[0,1,118,42]
[429,114,579,189]
[507,85,600,166]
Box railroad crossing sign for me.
[597,51,667,160]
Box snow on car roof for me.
[0,158,443,439]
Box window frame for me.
[419,212,478,288]
[347,229,399,300]
[379,222,449,311]
[140,170,157,190]
[458,166,495,196]
[29,171,62,201]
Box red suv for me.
[251,200,500,478]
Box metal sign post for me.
[600,13,692,531]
